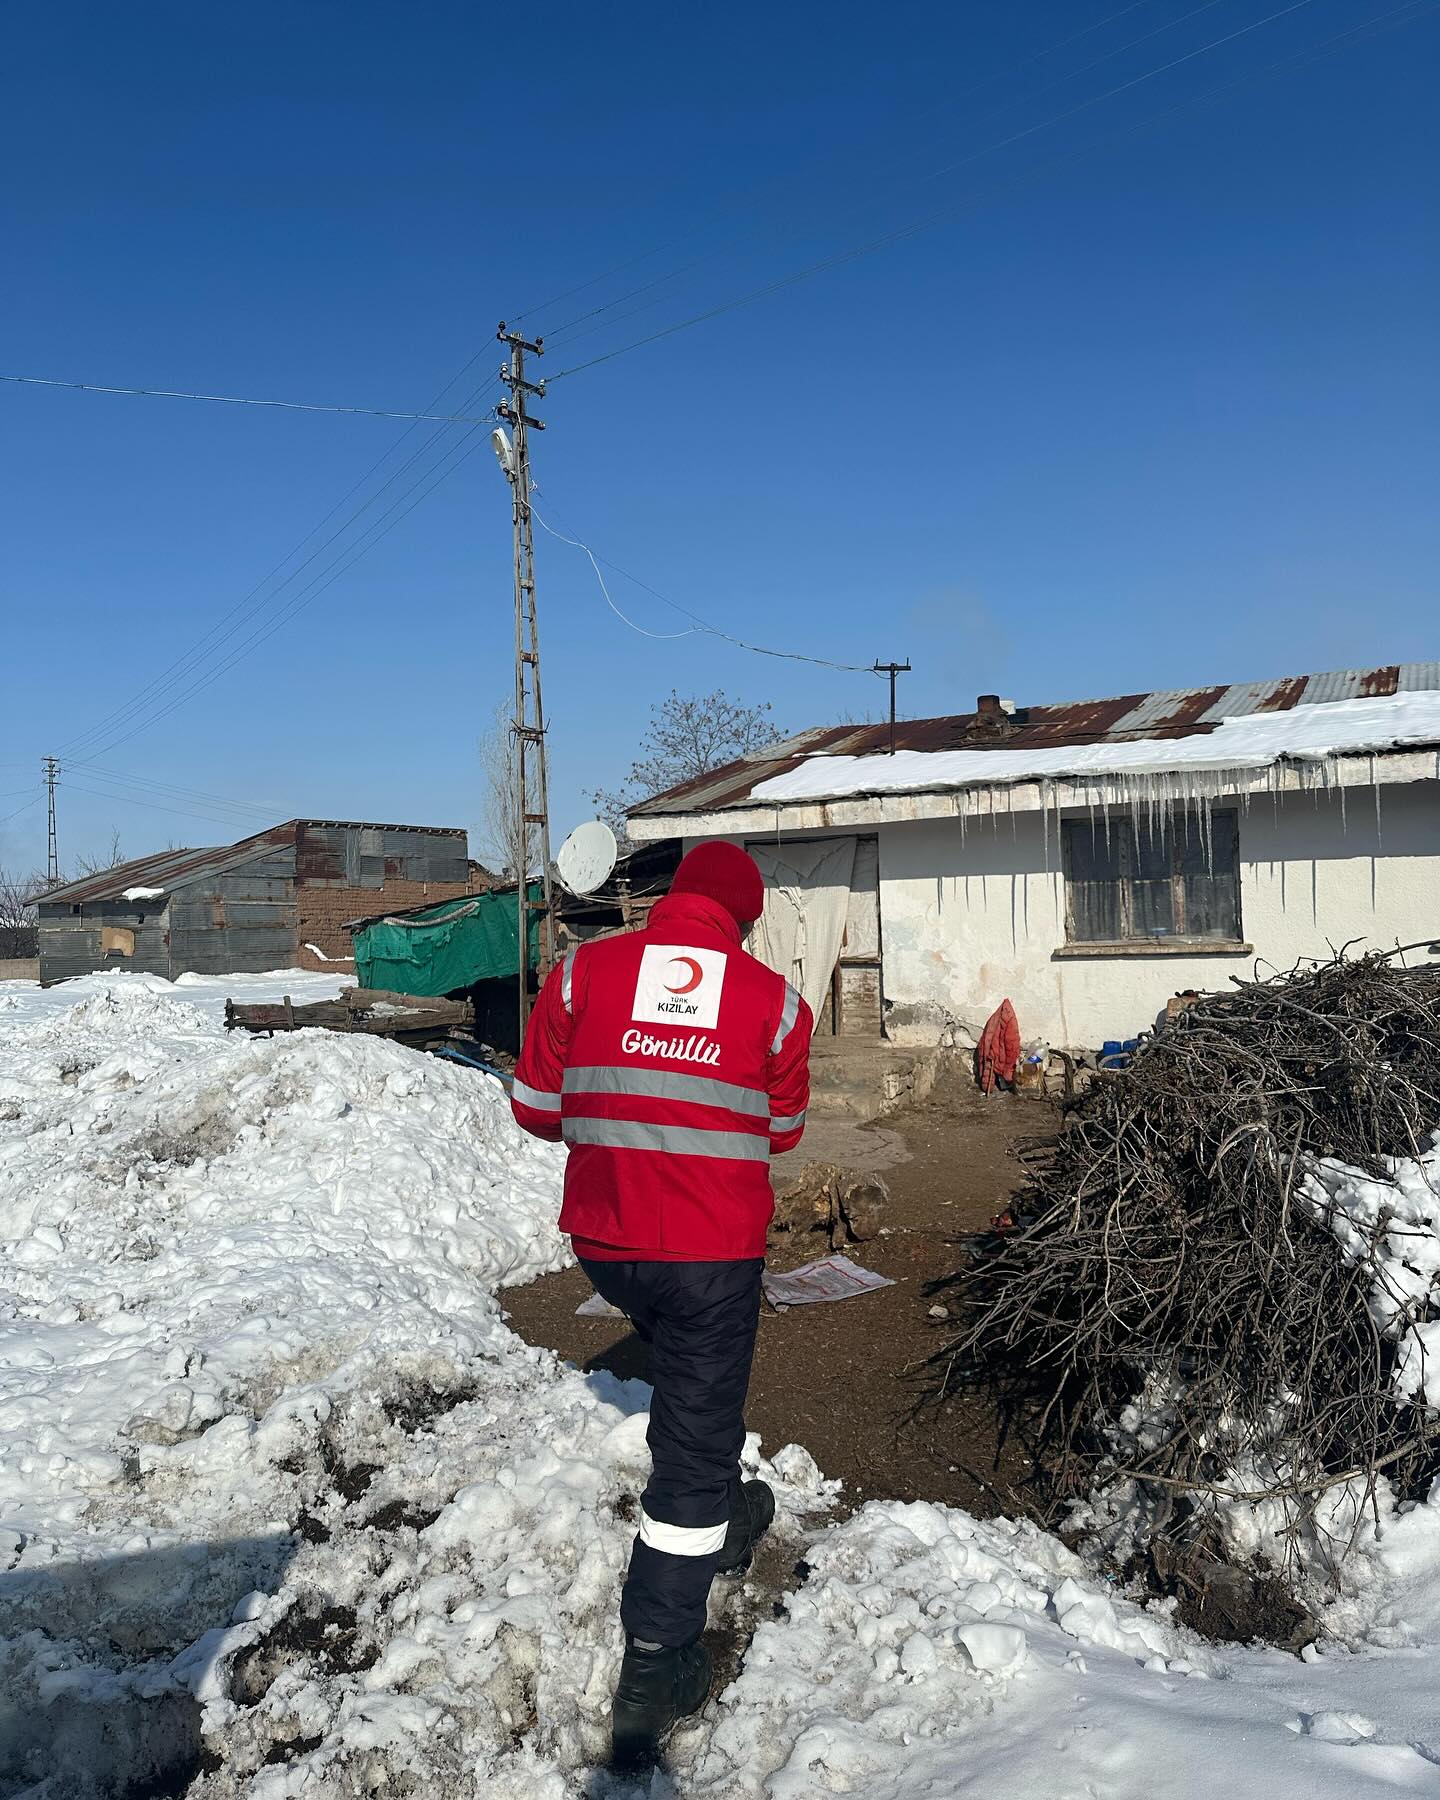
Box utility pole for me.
[42,757,60,883]
[497,322,554,1036]
[872,661,912,754]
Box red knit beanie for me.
[670,841,765,926]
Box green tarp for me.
[353,885,540,997]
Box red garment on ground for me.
[511,891,814,1261]
[977,998,1021,1094]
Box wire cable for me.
[75,423,493,762]
[531,497,880,675]
[67,764,287,820]
[508,0,1163,330]
[59,369,500,758]
[546,0,1334,382]
[531,511,697,641]
[0,793,44,828]
[0,371,494,422]
[56,780,282,831]
[539,0,1231,352]
[58,359,502,760]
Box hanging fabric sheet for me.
[748,836,858,1022]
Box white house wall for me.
[877,780,1440,1049]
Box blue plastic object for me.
[428,1044,514,1090]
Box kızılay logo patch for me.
[631,943,728,1031]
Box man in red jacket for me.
[512,841,813,1766]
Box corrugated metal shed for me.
[36,827,296,906]
[37,818,473,984]
[631,662,1439,817]
[37,820,466,906]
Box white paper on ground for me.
[575,1291,626,1318]
[763,1253,895,1308]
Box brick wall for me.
[295,878,478,973]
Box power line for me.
[538,0,1231,354]
[72,421,494,763]
[0,370,495,423]
[56,780,280,831]
[58,358,502,761]
[531,498,881,675]
[509,0,1164,333]
[531,510,695,642]
[68,764,286,820]
[0,793,44,828]
[545,0,1342,383]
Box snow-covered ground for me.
[3,971,1440,1797]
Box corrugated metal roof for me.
[36,818,468,906]
[36,824,298,906]
[631,662,1439,817]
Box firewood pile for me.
[932,945,1440,1576]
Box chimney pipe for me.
[976,694,1002,717]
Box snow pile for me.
[1305,1134,1440,1409]
[0,989,568,1543]
[752,691,1440,804]
[689,1499,1440,1796]
[689,1500,1192,1794]
[0,974,833,1795]
[6,972,1440,1796]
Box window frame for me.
[1060,808,1242,948]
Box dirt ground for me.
[501,1071,1058,1520]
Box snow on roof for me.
[751,691,1440,807]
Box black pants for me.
[580,1256,764,1647]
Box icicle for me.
[1337,759,1347,836]
[1372,753,1383,850]
[1202,781,1213,874]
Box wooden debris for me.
[772,1162,890,1249]
[930,946,1440,1584]
[224,989,474,1045]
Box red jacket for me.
[511,891,814,1261]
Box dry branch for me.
[931,948,1440,1576]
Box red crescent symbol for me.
[665,956,704,995]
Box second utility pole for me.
[498,323,555,1037]
[873,660,911,754]
[43,756,60,883]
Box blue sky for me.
[2,0,1435,872]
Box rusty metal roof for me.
[36,818,468,906]
[36,824,298,906]
[631,662,1437,817]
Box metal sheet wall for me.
[296,824,467,890]
[38,901,174,982]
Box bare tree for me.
[476,706,534,881]
[590,690,784,837]
[69,830,126,881]
[0,866,44,960]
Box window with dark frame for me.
[1061,809,1241,945]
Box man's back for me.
[512,886,812,1259]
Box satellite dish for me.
[555,819,618,896]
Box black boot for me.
[611,1634,713,1770]
[714,1478,775,1575]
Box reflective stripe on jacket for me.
[511,889,814,1259]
